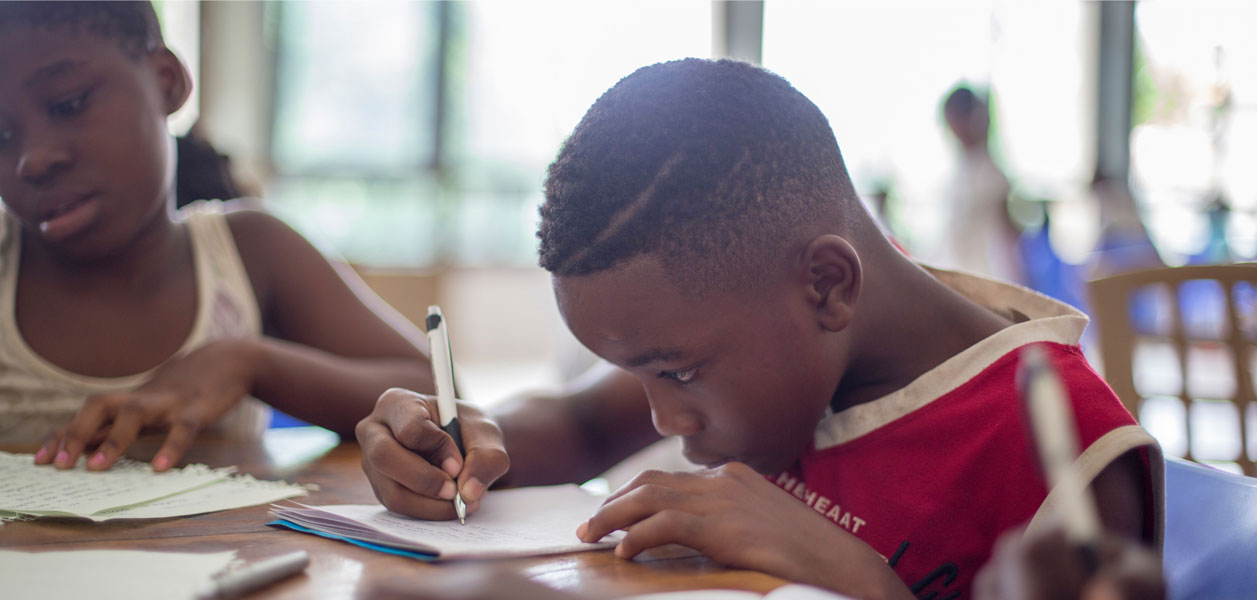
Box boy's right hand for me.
[356,388,510,520]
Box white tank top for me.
[0,201,269,443]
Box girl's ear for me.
[150,48,192,116]
[798,234,862,332]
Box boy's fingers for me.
[360,422,458,500]
[580,483,689,542]
[379,393,467,476]
[457,419,509,503]
[605,469,705,504]
[611,509,697,559]
[152,417,200,471]
[87,410,145,470]
[362,467,460,521]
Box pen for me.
[1018,345,1101,575]
[426,305,468,525]
[195,550,309,599]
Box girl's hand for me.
[34,338,259,471]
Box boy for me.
[0,1,433,471]
[356,59,1162,599]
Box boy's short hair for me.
[538,58,861,295]
[0,1,163,58]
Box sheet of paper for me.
[272,484,622,559]
[89,474,308,521]
[622,585,856,600]
[0,549,235,600]
[0,451,229,517]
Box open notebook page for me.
[271,484,622,559]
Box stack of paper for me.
[271,484,621,559]
[0,451,307,522]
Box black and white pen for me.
[426,305,467,525]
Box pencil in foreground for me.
[426,305,468,525]
[1018,345,1101,574]
[195,550,309,599]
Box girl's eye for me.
[659,367,698,384]
[50,90,89,118]
[0,128,13,147]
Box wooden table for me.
[1,428,784,599]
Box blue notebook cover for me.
[268,519,437,561]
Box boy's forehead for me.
[553,257,766,353]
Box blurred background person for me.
[939,84,1025,285]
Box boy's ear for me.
[799,234,862,332]
[149,48,192,116]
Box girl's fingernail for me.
[55,451,70,466]
[575,522,588,540]
[88,453,106,468]
[34,447,49,461]
[153,455,171,471]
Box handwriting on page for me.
[91,473,307,521]
[0,451,228,517]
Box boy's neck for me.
[829,248,1012,413]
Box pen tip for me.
[460,517,466,525]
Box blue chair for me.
[1164,456,1257,600]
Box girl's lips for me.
[38,193,100,241]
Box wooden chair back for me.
[1088,264,1257,476]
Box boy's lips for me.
[38,192,100,241]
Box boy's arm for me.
[491,361,660,487]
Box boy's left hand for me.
[34,338,258,472]
[576,462,913,600]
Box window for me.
[762,1,1090,261]
[1132,1,1257,264]
[266,1,712,268]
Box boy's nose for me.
[17,139,72,185]
[645,391,703,437]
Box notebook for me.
[269,484,622,559]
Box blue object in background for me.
[1019,222,1089,312]
[269,410,312,429]
[1163,457,1257,600]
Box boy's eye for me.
[0,128,12,147]
[49,90,90,118]
[658,367,698,384]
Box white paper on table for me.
[0,549,236,600]
[272,484,622,559]
[0,451,230,517]
[90,474,308,521]
[622,584,859,600]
